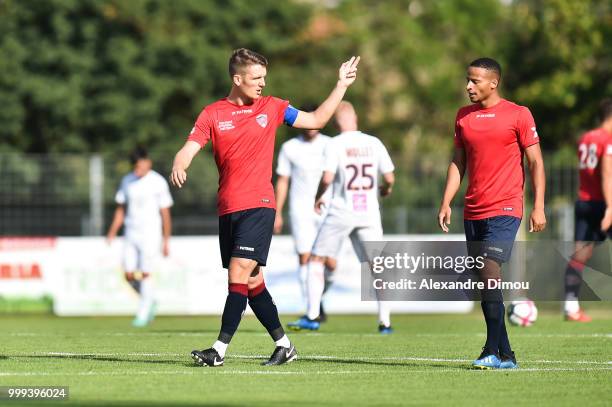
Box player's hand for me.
[438,205,451,233]
[170,167,187,188]
[162,240,170,257]
[529,208,547,232]
[379,184,392,197]
[315,198,326,215]
[273,213,283,234]
[601,207,612,232]
[337,56,360,88]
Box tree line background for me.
[0,0,610,235]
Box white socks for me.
[212,340,228,358]
[307,261,325,320]
[298,264,308,306]
[378,301,391,327]
[275,334,291,348]
[564,295,580,314]
[136,277,154,321]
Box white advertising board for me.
[0,235,473,315]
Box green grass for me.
[1,306,611,406]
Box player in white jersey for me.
[288,101,395,333]
[275,127,337,322]
[107,147,173,327]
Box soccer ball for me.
[507,299,538,327]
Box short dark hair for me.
[599,98,612,123]
[129,146,148,165]
[469,57,502,79]
[229,48,268,77]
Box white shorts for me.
[289,211,324,254]
[122,237,160,274]
[311,212,382,262]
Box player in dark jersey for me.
[438,58,546,369]
[170,48,360,367]
[563,99,612,322]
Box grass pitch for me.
[1,306,611,406]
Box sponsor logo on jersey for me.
[502,207,514,211]
[232,109,253,115]
[218,121,235,131]
[476,113,496,118]
[256,114,268,128]
[531,126,539,138]
[261,199,270,203]
[190,126,196,135]
[237,246,255,252]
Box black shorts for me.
[219,207,275,269]
[464,216,521,264]
[575,200,612,242]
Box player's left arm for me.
[380,172,395,197]
[314,171,335,214]
[525,144,547,232]
[160,207,171,257]
[600,147,612,231]
[292,56,360,129]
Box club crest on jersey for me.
[256,114,268,128]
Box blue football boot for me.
[287,316,320,331]
[472,348,501,369]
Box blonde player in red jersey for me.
[170,48,360,367]
[563,99,612,322]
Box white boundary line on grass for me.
[1,367,611,377]
[3,332,612,338]
[5,352,612,366]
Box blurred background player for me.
[170,48,360,367]
[106,147,173,327]
[438,58,546,369]
[288,101,395,333]
[274,110,337,324]
[563,98,612,322]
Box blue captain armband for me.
[284,105,299,126]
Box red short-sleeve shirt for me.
[454,99,539,220]
[188,96,290,215]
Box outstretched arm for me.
[170,140,202,188]
[525,143,546,232]
[438,147,466,232]
[292,56,360,130]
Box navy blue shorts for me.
[575,200,612,242]
[218,207,275,269]
[464,216,521,264]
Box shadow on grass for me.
[294,356,466,370]
[12,354,186,366]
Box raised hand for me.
[338,56,360,88]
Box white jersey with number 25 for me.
[323,131,394,225]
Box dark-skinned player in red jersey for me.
[438,58,547,369]
[170,48,360,367]
[563,99,612,322]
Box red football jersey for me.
[454,99,539,220]
[188,96,290,215]
[577,128,612,201]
